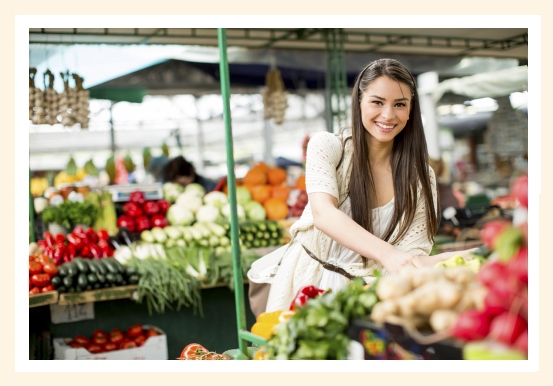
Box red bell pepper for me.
[43,231,55,247]
[151,214,168,228]
[157,200,170,215]
[80,245,91,259]
[97,239,111,257]
[96,229,109,241]
[55,233,66,246]
[134,216,151,232]
[117,215,136,232]
[86,227,99,244]
[123,202,143,218]
[37,239,48,249]
[129,190,146,206]
[66,233,84,251]
[53,245,66,265]
[289,285,324,310]
[89,244,103,259]
[73,225,87,239]
[142,201,160,216]
[66,244,76,261]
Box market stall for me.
[28,27,530,361]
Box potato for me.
[411,280,462,315]
[370,299,398,324]
[429,309,458,332]
[376,275,412,300]
[410,267,445,288]
[443,266,477,286]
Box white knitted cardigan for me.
[265,129,438,312]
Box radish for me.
[484,275,524,313]
[451,309,492,341]
[489,311,527,346]
[478,260,506,288]
[506,246,528,284]
[511,175,528,209]
[480,220,510,250]
[513,328,528,355]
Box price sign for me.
[50,303,95,324]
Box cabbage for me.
[244,201,267,221]
[175,191,204,213]
[166,205,195,226]
[184,183,205,198]
[196,205,222,223]
[163,182,184,203]
[203,191,229,209]
[221,203,246,222]
[235,186,252,206]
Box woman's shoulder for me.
[309,129,350,154]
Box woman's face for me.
[360,75,412,145]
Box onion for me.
[451,309,492,341]
[489,311,527,346]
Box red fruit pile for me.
[451,175,529,357]
[66,324,161,354]
[116,190,170,233]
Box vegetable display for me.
[41,200,99,230]
[115,190,169,233]
[65,324,160,354]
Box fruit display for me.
[65,324,160,353]
[116,190,170,233]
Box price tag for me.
[50,303,95,324]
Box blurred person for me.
[162,155,217,192]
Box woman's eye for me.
[371,100,383,105]
[395,102,407,108]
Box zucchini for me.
[67,287,75,293]
[102,259,119,274]
[62,276,74,288]
[125,266,138,276]
[92,259,107,276]
[110,258,127,274]
[65,262,79,277]
[75,285,84,293]
[87,259,99,274]
[93,283,102,290]
[85,284,92,291]
[57,265,68,277]
[87,273,98,284]
[56,285,66,294]
[105,272,117,283]
[115,273,124,284]
[77,273,88,287]
[95,272,106,284]
[50,275,62,288]
[73,257,89,274]
[128,274,140,285]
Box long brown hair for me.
[347,58,438,255]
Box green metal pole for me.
[217,28,249,360]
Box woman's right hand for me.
[381,250,419,275]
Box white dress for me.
[319,196,394,293]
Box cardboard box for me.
[348,319,464,360]
[53,325,168,360]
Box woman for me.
[162,156,217,192]
[255,58,475,313]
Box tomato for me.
[73,335,91,346]
[134,335,147,347]
[119,340,137,350]
[103,342,118,352]
[35,254,53,265]
[179,343,209,359]
[41,284,55,292]
[68,341,83,348]
[42,262,58,276]
[126,324,143,338]
[93,329,108,340]
[110,330,124,344]
[93,335,108,346]
[29,287,41,295]
[144,329,160,338]
[30,273,51,288]
[86,344,104,354]
[29,261,43,276]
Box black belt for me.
[301,244,357,281]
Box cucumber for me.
[85,284,92,291]
[92,259,107,276]
[128,274,140,284]
[65,262,79,277]
[105,272,117,283]
[101,259,119,275]
[73,257,89,274]
[87,273,98,284]
[95,272,106,284]
[87,259,99,274]
[56,285,66,294]
[57,265,68,277]
[50,275,62,288]
[77,273,88,287]
[93,283,102,290]
[115,273,124,284]
[125,266,138,276]
[62,276,74,288]
[67,287,75,293]
[75,285,84,293]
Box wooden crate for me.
[29,291,59,308]
[58,285,138,305]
